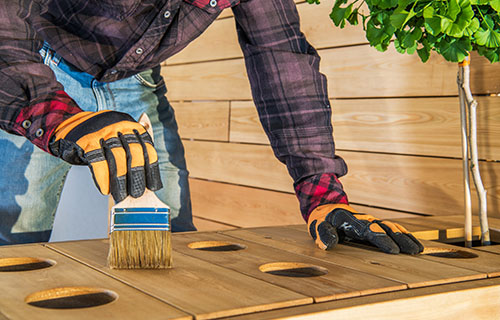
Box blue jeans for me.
[0,44,195,245]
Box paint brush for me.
[107,113,172,269]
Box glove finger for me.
[376,221,423,255]
[365,222,400,254]
[88,153,110,195]
[120,133,146,198]
[309,220,339,250]
[137,131,163,191]
[102,139,127,203]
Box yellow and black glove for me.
[49,110,162,203]
[307,204,424,254]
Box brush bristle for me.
[107,230,172,269]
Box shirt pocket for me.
[182,0,240,14]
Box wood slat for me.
[190,178,422,229]
[230,96,500,160]
[393,216,482,241]
[184,140,500,217]
[0,244,189,320]
[173,101,229,141]
[223,226,485,289]
[224,278,500,320]
[47,240,311,320]
[418,239,500,278]
[190,178,303,227]
[173,231,407,303]
[163,47,500,101]
[168,0,366,65]
[192,216,237,231]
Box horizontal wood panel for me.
[168,0,366,65]
[184,140,500,217]
[163,47,500,101]
[192,216,237,231]
[230,97,500,160]
[224,278,500,320]
[189,178,421,228]
[190,178,303,227]
[173,101,229,141]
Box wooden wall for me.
[162,0,500,231]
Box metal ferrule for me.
[110,207,170,233]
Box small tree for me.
[307,0,500,246]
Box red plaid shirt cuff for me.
[12,90,82,153]
[294,173,349,222]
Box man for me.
[0,0,422,254]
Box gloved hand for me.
[307,204,424,254]
[49,110,162,203]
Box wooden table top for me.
[2,225,500,319]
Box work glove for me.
[49,110,162,203]
[307,204,424,254]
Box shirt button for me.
[22,120,32,129]
[135,47,144,55]
[35,128,44,137]
[209,0,217,7]
[164,10,171,18]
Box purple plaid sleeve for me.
[294,173,349,222]
[232,0,348,217]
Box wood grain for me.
[224,278,500,320]
[0,244,189,320]
[173,101,229,141]
[163,47,500,101]
[418,239,500,277]
[223,226,485,289]
[190,178,303,227]
[183,140,500,217]
[173,231,407,303]
[167,0,366,65]
[47,239,312,320]
[230,97,500,160]
[192,216,237,231]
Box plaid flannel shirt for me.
[0,0,348,220]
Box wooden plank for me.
[417,239,500,278]
[168,0,366,65]
[163,47,500,101]
[192,216,237,231]
[173,231,407,303]
[184,140,500,217]
[173,101,229,141]
[189,179,417,228]
[0,244,189,320]
[190,179,303,228]
[393,216,482,240]
[475,245,500,255]
[224,278,500,320]
[47,240,312,320]
[222,226,485,289]
[184,140,293,193]
[230,97,500,160]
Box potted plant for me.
[307,0,500,246]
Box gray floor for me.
[49,166,109,242]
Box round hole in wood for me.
[0,257,55,272]
[187,241,246,252]
[25,287,118,309]
[259,262,328,277]
[423,247,478,259]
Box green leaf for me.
[475,28,500,48]
[464,18,480,37]
[438,37,472,62]
[378,0,398,9]
[330,2,353,27]
[390,9,410,29]
[477,46,500,63]
[441,1,474,37]
[424,15,442,36]
[491,0,500,12]
[446,0,460,21]
[417,46,431,62]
